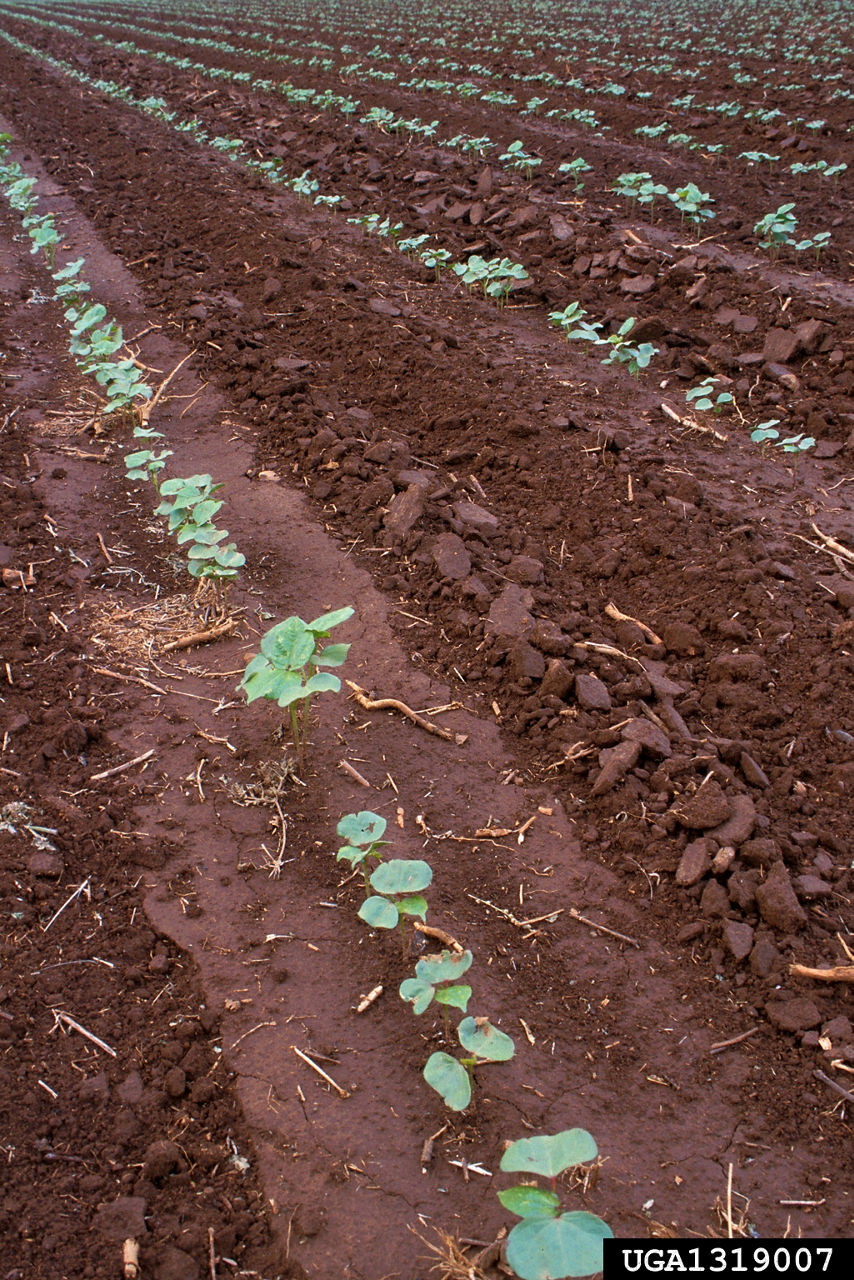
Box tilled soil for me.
[0,5,852,1279]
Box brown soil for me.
[0,5,852,1279]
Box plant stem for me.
[289,702,301,764]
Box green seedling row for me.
[0,132,243,595]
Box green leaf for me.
[270,671,313,709]
[214,545,244,569]
[308,606,354,633]
[458,1016,515,1062]
[70,302,107,334]
[505,1211,613,1280]
[190,499,222,525]
[498,1185,561,1219]
[241,666,296,706]
[434,984,471,1011]
[336,843,367,868]
[188,533,228,555]
[370,859,432,896]
[399,977,434,1014]
[337,811,386,847]
[259,616,316,671]
[416,949,473,984]
[397,894,428,921]
[422,1051,471,1111]
[124,449,154,469]
[301,669,339,693]
[500,1131,599,1178]
[314,642,350,668]
[358,895,399,929]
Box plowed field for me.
[1,2,852,1277]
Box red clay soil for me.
[0,9,852,1280]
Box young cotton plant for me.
[686,377,733,415]
[498,1130,613,1280]
[155,474,244,591]
[418,245,453,280]
[453,255,529,306]
[668,182,715,233]
[557,157,592,193]
[290,170,319,200]
[63,295,153,419]
[445,134,493,155]
[751,424,815,477]
[600,319,658,378]
[23,212,60,266]
[124,425,173,488]
[754,203,796,261]
[423,1015,515,1112]
[548,301,590,337]
[239,608,353,764]
[400,948,473,1030]
[612,171,653,212]
[336,809,388,894]
[358,858,433,949]
[499,139,542,178]
[750,420,782,456]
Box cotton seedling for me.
[96,358,153,417]
[566,319,604,347]
[400,948,474,1038]
[612,171,652,212]
[548,301,588,335]
[792,230,832,262]
[211,135,243,157]
[600,319,657,378]
[52,257,90,303]
[498,1130,613,1280]
[239,608,353,763]
[418,246,452,279]
[446,134,493,154]
[453,255,528,305]
[754,203,798,260]
[289,170,318,199]
[499,140,542,177]
[4,173,37,212]
[778,432,815,478]
[636,177,668,217]
[155,475,220,529]
[336,809,388,894]
[481,90,517,107]
[686,377,733,414]
[23,213,60,266]
[557,157,592,192]
[739,150,779,169]
[750,421,781,456]
[359,105,395,129]
[184,529,245,587]
[124,443,173,487]
[358,858,433,949]
[667,183,715,232]
[635,122,668,139]
[398,233,430,257]
[423,1016,515,1112]
[485,258,529,304]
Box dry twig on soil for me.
[161,618,237,653]
[412,921,464,952]
[789,963,854,984]
[292,1046,350,1098]
[346,680,468,744]
[90,748,155,782]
